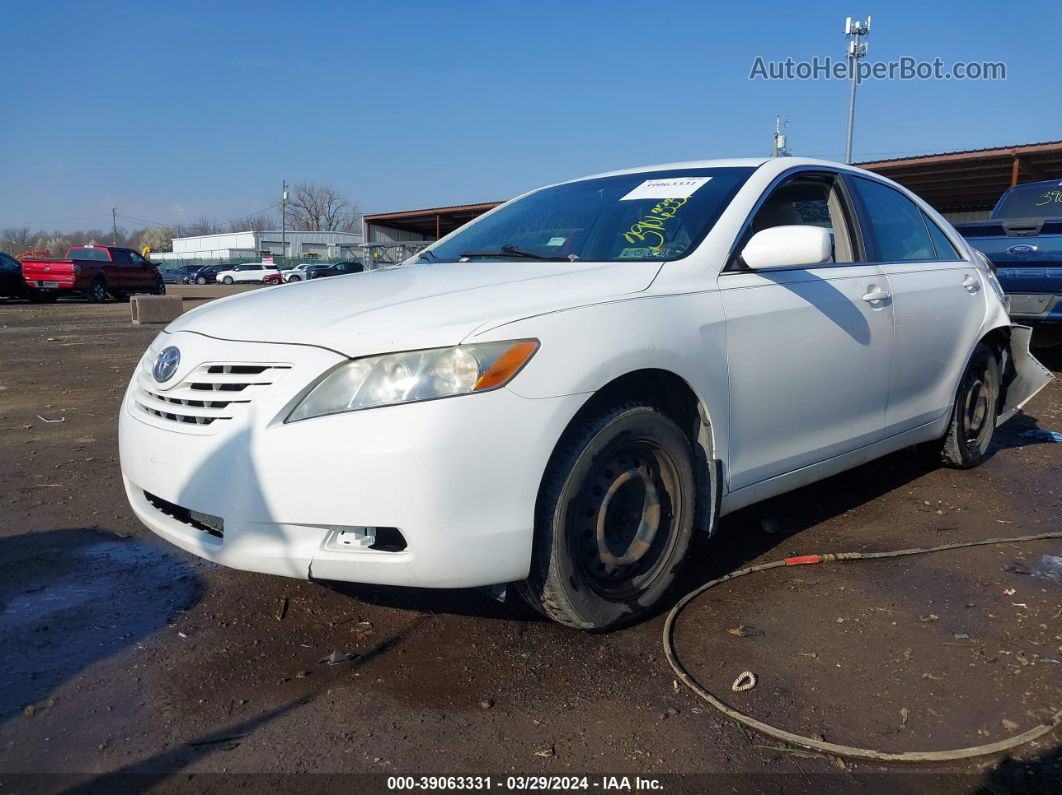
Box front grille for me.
[144,491,224,538]
[133,361,292,429]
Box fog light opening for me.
[322,526,407,553]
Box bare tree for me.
[229,214,275,233]
[288,183,358,231]
[0,226,34,255]
[178,217,221,237]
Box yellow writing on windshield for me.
[623,197,688,249]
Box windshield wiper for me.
[459,243,566,261]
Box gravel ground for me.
[0,288,1059,792]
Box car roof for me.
[546,156,884,190]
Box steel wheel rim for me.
[572,438,680,599]
[962,364,995,447]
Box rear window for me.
[994,183,1062,219]
[68,247,111,261]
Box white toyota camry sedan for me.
[120,157,1050,630]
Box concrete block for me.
[131,295,184,325]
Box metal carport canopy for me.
[858,140,1062,212]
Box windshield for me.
[994,182,1062,219]
[423,167,755,264]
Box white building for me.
[152,229,364,263]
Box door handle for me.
[962,274,981,292]
[862,286,890,303]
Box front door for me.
[128,251,155,290]
[719,170,894,492]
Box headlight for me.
[287,339,539,422]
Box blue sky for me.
[3,0,1059,231]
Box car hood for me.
[166,260,661,357]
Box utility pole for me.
[112,207,118,245]
[772,115,790,157]
[281,180,288,261]
[843,16,871,164]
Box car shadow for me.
[0,527,203,723]
[51,622,423,791]
[978,743,1062,793]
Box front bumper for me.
[119,330,586,588]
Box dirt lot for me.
[1,287,1060,791]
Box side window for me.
[129,252,147,266]
[0,254,18,270]
[744,173,859,265]
[853,177,935,262]
[922,212,962,260]
[113,250,132,265]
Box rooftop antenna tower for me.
[772,115,791,157]
[843,15,871,164]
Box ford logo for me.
[153,346,181,383]
[1005,244,1038,257]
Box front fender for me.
[469,292,732,469]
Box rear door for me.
[719,169,894,491]
[847,176,985,436]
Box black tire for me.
[88,277,109,303]
[196,276,207,285]
[154,277,166,295]
[518,403,696,631]
[288,275,301,282]
[222,276,234,285]
[938,343,1000,468]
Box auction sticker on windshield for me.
[620,176,712,201]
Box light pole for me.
[843,16,871,164]
[281,181,288,261]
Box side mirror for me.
[741,225,833,270]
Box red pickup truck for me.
[21,245,165,303]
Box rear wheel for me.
[288,275,301,282]
[196,276,207,285]
[518,403,696,631]
[937,343,1000,468]
[88,277,109,303]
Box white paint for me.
[120,156,1046,606]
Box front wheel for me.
[936,343,1000,468]
[222,276,234,285]
[288,275,301,282]
[196,276,207,285]
[154,278,166,295]
[518,403,696,631]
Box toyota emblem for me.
[153,346,181,383]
